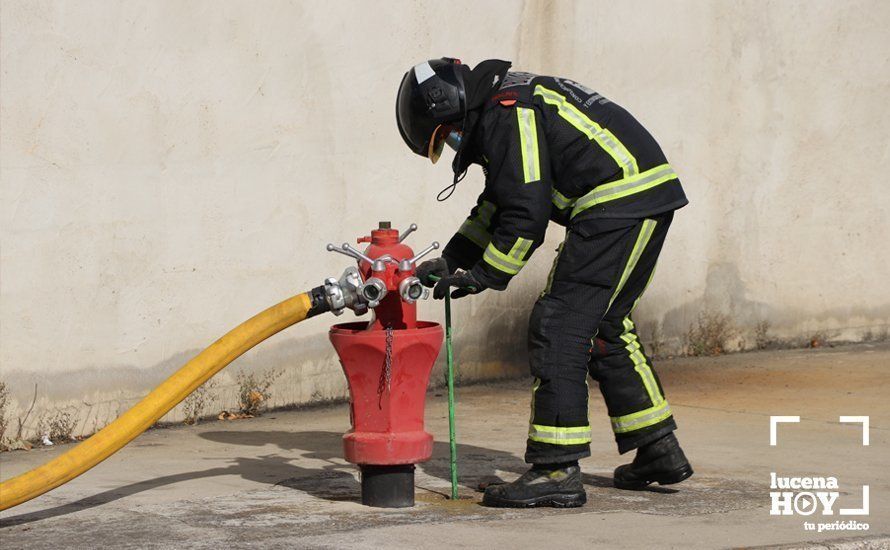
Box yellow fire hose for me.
[0,292,316,511]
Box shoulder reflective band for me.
[528,423,592,445]
[534,85,638,177]
[483,237,533,275]
[571,164,678,218]
[516,107,541,183]
[458,200,497,248]
[610,400,672,434]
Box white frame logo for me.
[769,415,870,533]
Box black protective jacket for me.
[442,71,688,290]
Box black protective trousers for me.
[526,212,676,464]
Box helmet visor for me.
[428,125,449,164]
[396,71,438,157]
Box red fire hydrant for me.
[328,222,443,507]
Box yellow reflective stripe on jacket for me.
[483,237,533,275]
[458,200,496,248]
[610,400,672,434]
[528,423,592,445]
[534,85,638,177]
[550,165,678,215]
[571,164,677,218]
[551,188,574,210]
[458,221,491,248]
[478,201,496,224]
[516,107,541,183]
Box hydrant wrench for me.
[430,274,459,500]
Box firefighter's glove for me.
[416,257,453,288]
[433,270,485,300]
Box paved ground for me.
[2,343,889,549]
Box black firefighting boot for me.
[482,462,586,508]
[613,432,693,490]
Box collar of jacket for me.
[451,59,512,178]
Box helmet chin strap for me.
[433,60,510,202]
[438,130,467,202]
[438,114,469,202]
[436,169,466,202]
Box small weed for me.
[0,381,8,450]
[646,321,666,359]
[754,320,771,350]
[182,380,218,425]
[8,383,39,450]
[36,410,78,444]
[685,311,737,357]
[861,327,888,343]
[236,370,282,416]
[808,332,827,348]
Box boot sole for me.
[482,491,587,508]
[613,463,694,491]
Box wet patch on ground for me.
[0,465,762,550]
[144,472,761,537]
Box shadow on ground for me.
[197,430,621,496]
[0,430,601,527]
[1,430,757,530]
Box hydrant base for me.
[360,464,415,508]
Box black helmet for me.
[396,58,467,163]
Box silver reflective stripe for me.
[413,61,436,83]
[510,237,533,261]
[516,107,540,183]
[610,401,672,434]
[458,200,498,248]
[626,335,663,405]
[571,164,677,218]
[541,238,566,297]
[528,424,592,444]
[534,85,637,177]
[458,220,491,248]
[478,201,496,225]
[606,219,656,312]
[551,189,574,210]
[483,237,532,275]
[621,316,664,406]
[483,246,522,275]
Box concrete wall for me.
[2,1,888,439]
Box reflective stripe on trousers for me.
[603,220,671,434]
[528,424,592,445]
[606,219,657,312]
[610,400,672,433]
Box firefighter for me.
[396,58,693,508]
